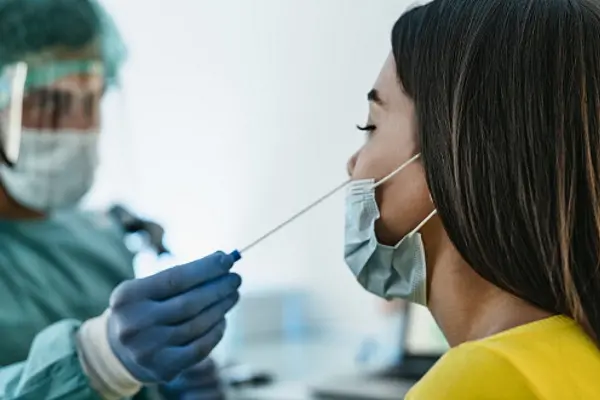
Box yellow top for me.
[405,316,600,399]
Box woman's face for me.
[347,53,433,245]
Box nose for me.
[347,151,358,177]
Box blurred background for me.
[81,0,447,397]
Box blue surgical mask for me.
[344,154,437,305]
[0,129,100,211]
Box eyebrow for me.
[367,89,383,105]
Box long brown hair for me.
[392,0,600,341]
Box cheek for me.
[375,164,432,245]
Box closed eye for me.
[356,124,376,132]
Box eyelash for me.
[356,124,376,132]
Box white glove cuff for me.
[76,310,142,400]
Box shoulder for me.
[58,208,126,235]
[406,342,538,400]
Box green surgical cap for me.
[0,0,127,87]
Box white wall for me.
[88,0,413,333]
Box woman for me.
[0,0,239,398]
[345,0,600,398]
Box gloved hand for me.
[107,251,241,383]
[159,358,226,400]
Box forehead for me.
[48,73,103,92]
[373,53,406,108]
[24,60,105,93]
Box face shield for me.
[0,60,105,211]
[0,60,104,161]
[0,62,28,166]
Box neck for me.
[421,217,552,347]
[0,185,45,220]
[429,277,553,346]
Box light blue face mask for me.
[344,153,437,305]
[0,129,100,211]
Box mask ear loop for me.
[373,153,421,189]
[413,178,438,234]
[411,209,437,236]
[371,152,436,235]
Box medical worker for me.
[0,0,239,398]
[345,0,600,398]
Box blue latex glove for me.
[159,358,225,400]
[107,251,241,383]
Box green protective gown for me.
[0,210,158,399]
